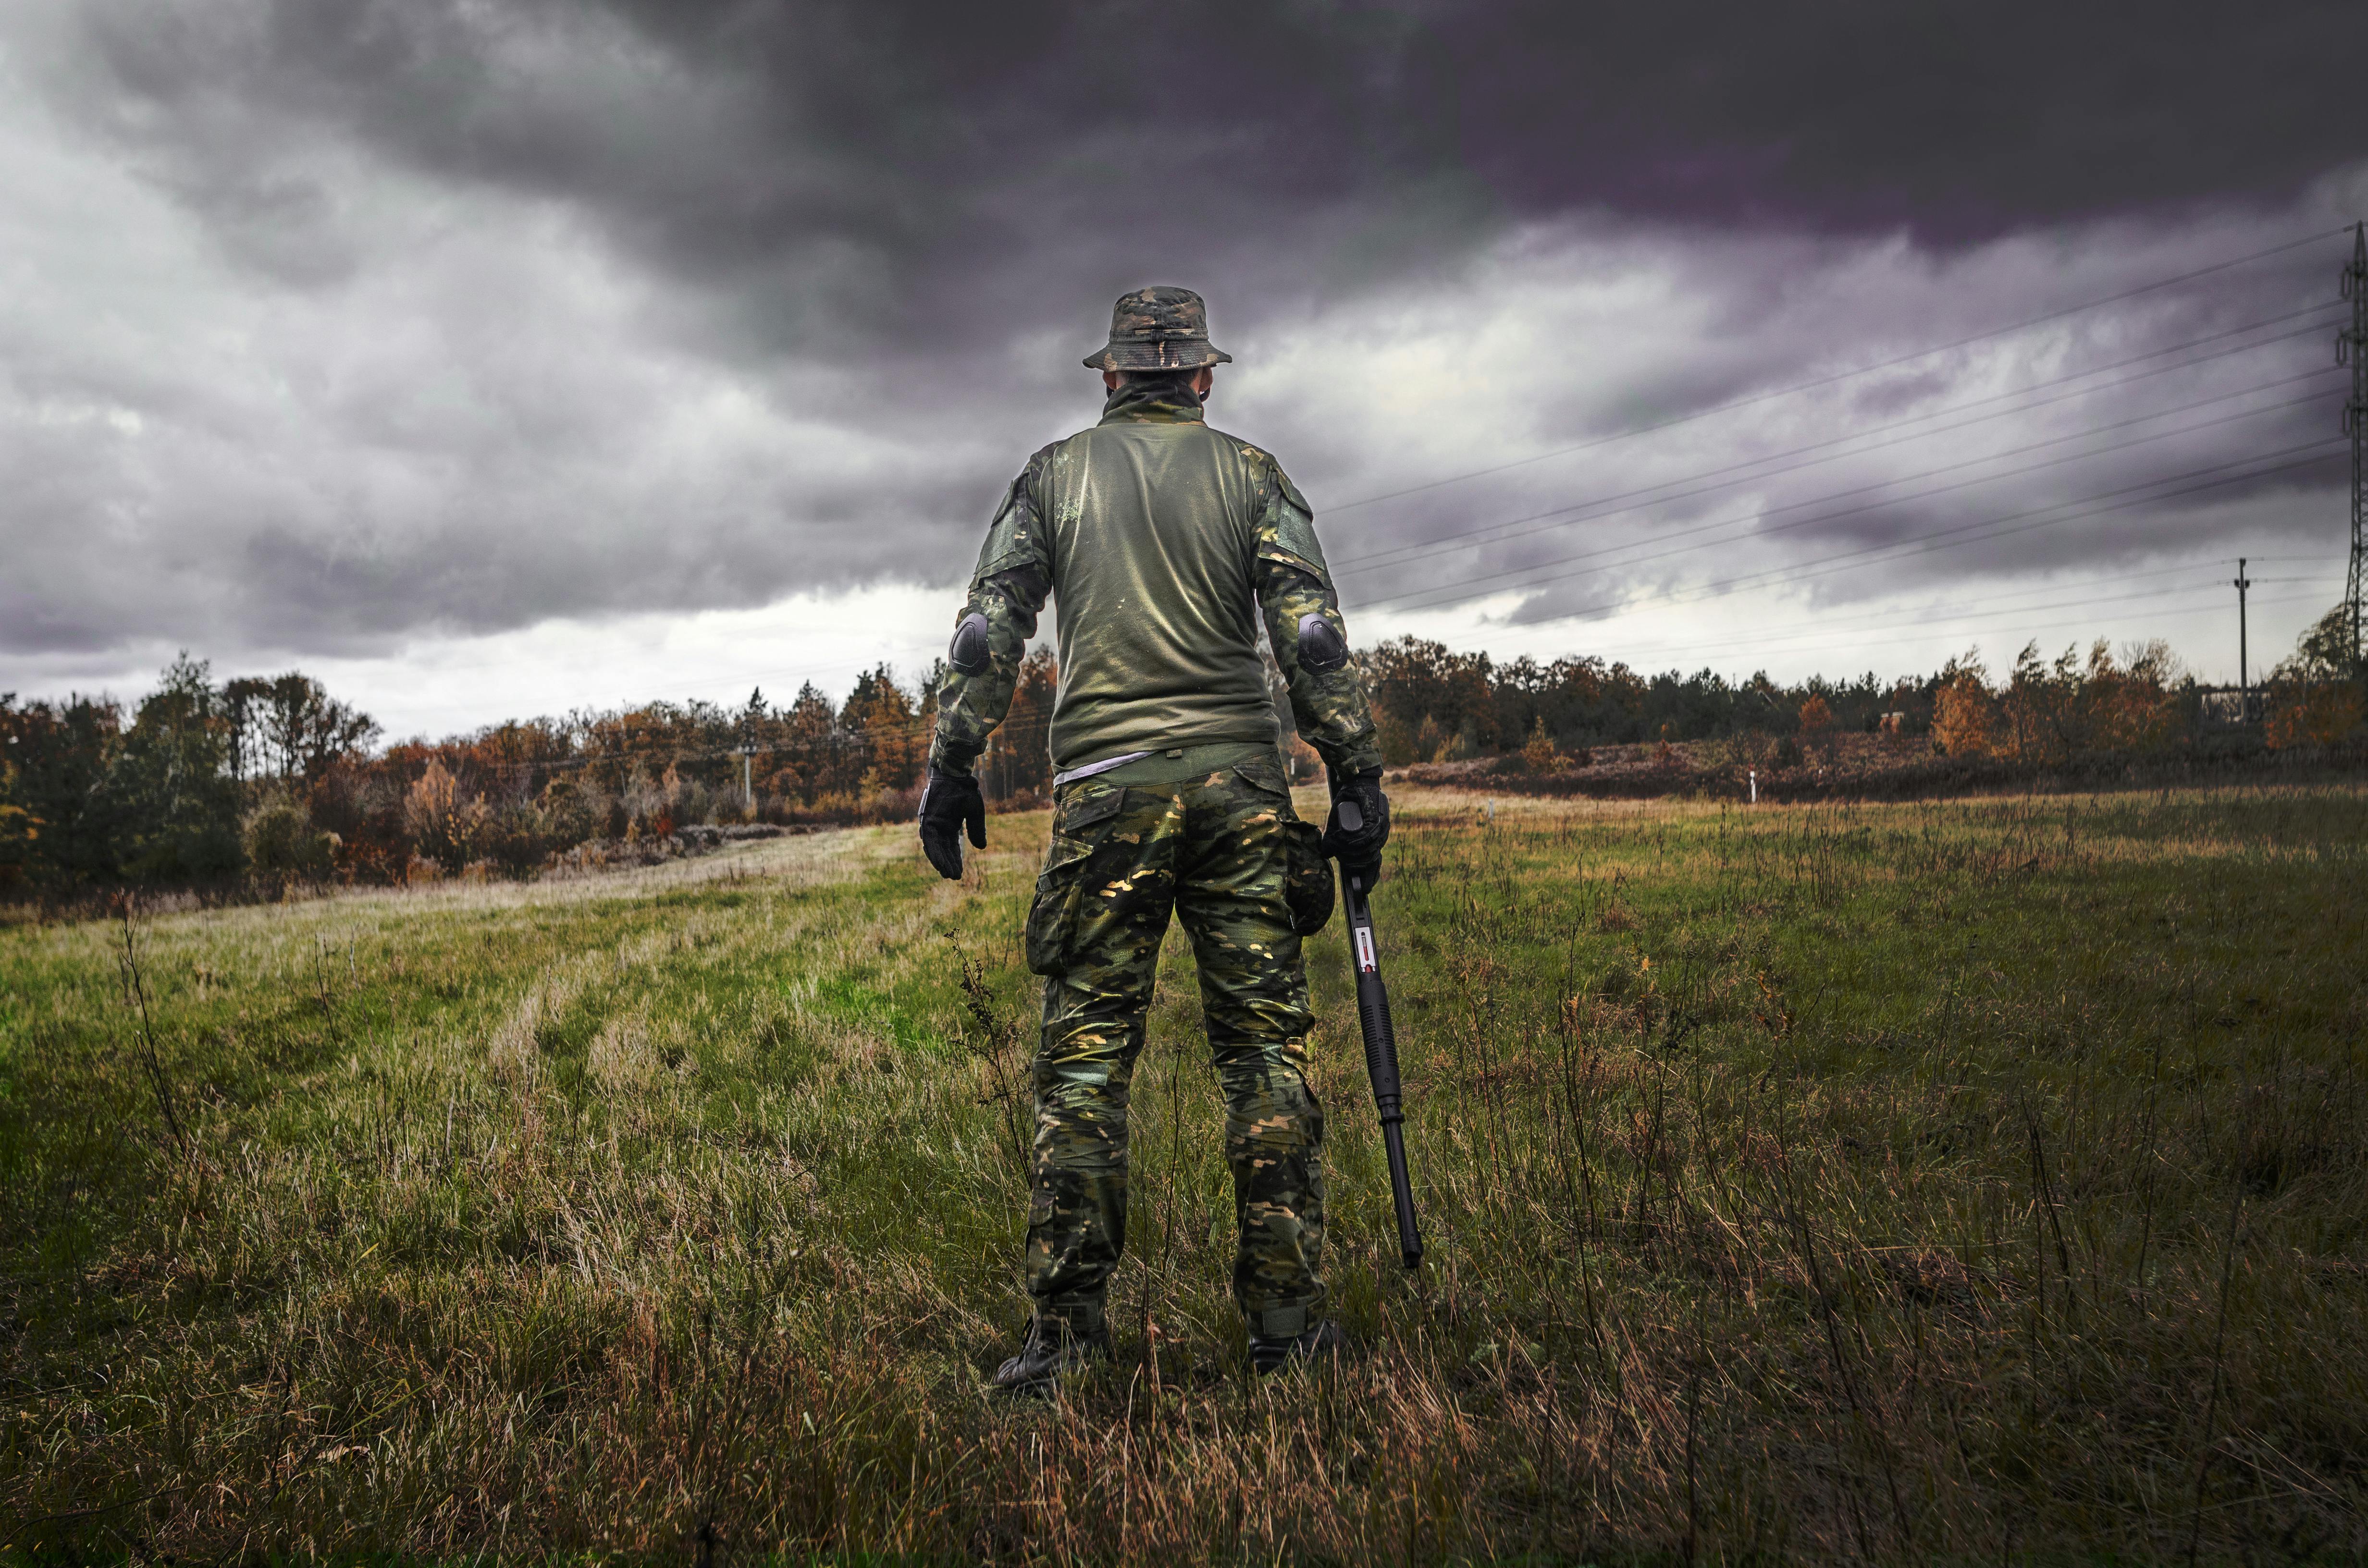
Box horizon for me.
[11,617,2306,757]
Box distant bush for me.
[2267,686,2366,748]
[242,795,336,881]
[1520,716,1560,772]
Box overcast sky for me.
[4,0,2364,737]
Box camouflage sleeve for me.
[929,447,1057,777]
[1248,452,1385,776]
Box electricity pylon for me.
[2343,221,2368,673]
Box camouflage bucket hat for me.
[1083,285,1233,371]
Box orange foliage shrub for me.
[2266,684,2365,749]
[1931,672,1995,758]
[402,760,489,872]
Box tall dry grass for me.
[2,787,2363,1561]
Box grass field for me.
[3,784,2365,1563]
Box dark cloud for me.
[58,0,1491,366]
[3,0,2364,683]
[1454,2,2366,233]
[63,0,2366,344]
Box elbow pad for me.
[1297,612,1348,672]
[949,612,992,674]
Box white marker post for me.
[1749,768,1758,804]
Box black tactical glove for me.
[1321,767,1389,883]
[918,769,986,880]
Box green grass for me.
[2,785,2365,1563]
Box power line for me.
[1369,380,2341,614]
[2343,221,2368,666]
[1395,441,2344,635]
[1337,307,2340,578]
[1690,447,2346,610]
[1582,561,2324,653]
[1350,362,2339,599]
[1326,225,2352,514]
[1583,576,2340,668]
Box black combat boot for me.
[1248,1318,1344,1375]
[989,1314,1112,1397]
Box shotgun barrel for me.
[1332,800,1424,1270]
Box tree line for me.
[0,649,1078,898]
[1359,603,2364,766]
[5,610,2357,898]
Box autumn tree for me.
[774,682,842,802]
[1931,657,1995,758]
[2266,604,2366,748]
[225,673,379,782]
[843,665,922,793]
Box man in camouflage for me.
[919,286,1392,1393]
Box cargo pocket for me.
[1283,818,1334,936]
[1025,787,1125,976]
[1232,757,1330,937]
[1232,754,1291,800]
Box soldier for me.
[919,286,1392,1394]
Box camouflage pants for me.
[1022,753,1327,1341]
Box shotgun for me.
[1332,798,1425,1270]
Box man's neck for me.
[1098,375,1207,425]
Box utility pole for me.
[734,747,752,811]
[2343,220,2368,674]
[2233,556,2253,719]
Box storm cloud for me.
[4,0,2365,723]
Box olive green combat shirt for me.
[929,379,1384,785]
